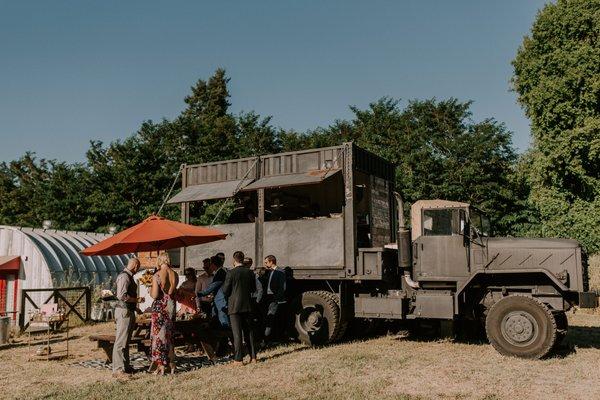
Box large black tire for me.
[294,291,347,346]
[485,295,557,359]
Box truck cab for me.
[395,199,597,358]
[409,199,592,309]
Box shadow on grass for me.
[564,325,600,349]
[258,343,310,362]
[357,320,600,359]
[549,323,600,357]
[339,318,600,357]
[0,335,82,351]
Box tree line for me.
[1,0,598,254]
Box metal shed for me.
[0,226,128,323]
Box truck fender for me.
[455,268,570,300]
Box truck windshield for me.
[470,208,491,237]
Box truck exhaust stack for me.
[394,192,419,289]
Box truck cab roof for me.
[411,199,470,240]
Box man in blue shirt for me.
[196,255,229,328]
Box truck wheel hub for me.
[298,305,324,333]
[306,311,322,328]
[501,311,538,345]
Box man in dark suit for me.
[262,254,287,342]
[221,251,257,365]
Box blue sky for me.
[0,1,547,163]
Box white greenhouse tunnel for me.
[0,226,129,324]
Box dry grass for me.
[2,313,600,400]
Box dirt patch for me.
[0,323,115,398]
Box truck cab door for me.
[413,208,470,281]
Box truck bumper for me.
[578,291,599,308]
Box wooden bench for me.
[171,324,233,361]
[89,334,147,362]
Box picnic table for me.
[89,313,231,363]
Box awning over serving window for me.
[167,179,254,204]
[241,169,341,191]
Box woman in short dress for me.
[149,253,179,374]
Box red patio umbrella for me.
[81,215,227,256]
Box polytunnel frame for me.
[14,227,127,286]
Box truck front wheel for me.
[294,291,346,346]
[485,295,557,359]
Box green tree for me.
[512,0,600,253]
[236,112,279,157]
[8,154,52,227]
[0,154,91,229]
[83,69,280,229]
[180,68,239,163]
[0,162,18,225]
[85,120,178,231]
[282,97,518,233]
[41,161,92,230]
[0,69,521,238]
[279,129,317,152]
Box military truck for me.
[168,143,598,359]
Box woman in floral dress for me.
[149,253,179,374]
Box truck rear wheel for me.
[294,291,346,346]
[485,295,556,359]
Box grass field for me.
[1,312,599,400]
[1,256,598,400]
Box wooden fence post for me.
[85,287,91,321]
[18,288,26,329]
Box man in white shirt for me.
[113,258,142,378]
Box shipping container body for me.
[169,143,397,279]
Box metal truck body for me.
[169,143,598,358]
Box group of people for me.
[189,251,288,366]
[111,251,289,378]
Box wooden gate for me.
[19,286,91,330]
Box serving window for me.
[188,192,258,226]
[263,173,344,222]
